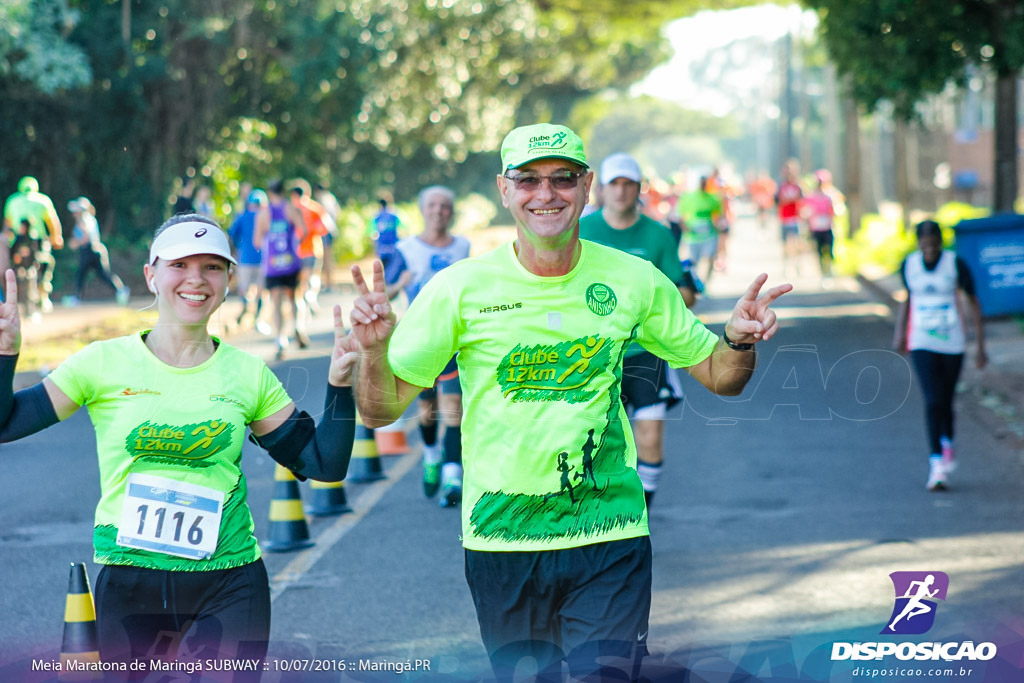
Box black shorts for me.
[265,272,299,290]
[418,355,461,400]
[810,229,834,254]
[465,536,652,682]
[94,559,270,680]
[621,350,680,412]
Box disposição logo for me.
[882,571,948,635]
[831,570,997,663]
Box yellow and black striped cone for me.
[59,562,101,681]
[263,465,315,552]
[307,479,352,516]
[347,412,386,483]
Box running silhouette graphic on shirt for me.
[882,571,949,635]
[471,330,644,544]
[575,429,598,486]
[556,452,576,503]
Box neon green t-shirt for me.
[388,240,718,551]
[677,191,722,243]
[4,192,57,242]
[48,333,293,571]
[579,211,686,358]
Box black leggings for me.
[95,559,270,681]
[810,230,834,265]
[76,245,124,298]
[910,350,964,455]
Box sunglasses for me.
[503,170,585,191]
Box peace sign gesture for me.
[328,304,360,387]
[348,260,397,351]
[724,273,792,345]
[0,270,21,357]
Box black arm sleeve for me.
[0,356,60,443]
[0,354,15,425]
[250,384,355,482]
[954,256,977,297]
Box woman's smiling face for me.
[146,254,231,324]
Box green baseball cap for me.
[500,123,588,172]
[18,176,39,193]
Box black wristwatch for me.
[722,331,755,351]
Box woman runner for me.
[0,213,357,678]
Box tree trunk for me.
[824,63,841,185]
[894,119,911,231]
[122,0,131,60]
[864,117,884,213]
[781,32,795,165]
[799,65,812,173]
[842,91,863,237]
[992,71,1018,213]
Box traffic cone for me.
[59,562,101,681]
[307,479,352,516]
[263,465,315,552]
[347,413,386,483]
[374,423,409,456]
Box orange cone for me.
[263,465,315,552]
[59,562,101,681]
[374,423,409,456]
[307,479,352,516]
[347,413,386,483]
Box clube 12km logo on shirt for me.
[831,571,997,663]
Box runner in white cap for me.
[0,212,359,677]
[580,152,698,508]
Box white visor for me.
[149,221,237,265]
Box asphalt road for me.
[1,216,1021,683]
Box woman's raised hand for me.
[0,270,22,357]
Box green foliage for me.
[331,201,377,264]
[833,201,990,276]
[1,0,685,262]
[808,0,962,118]
[328,191,498,266]
[933,201,990,233]
[834,212,913,276]
[452,193,500,234]
[0,0,91,94]
[807,0,1024,118]
[202,118,279,223]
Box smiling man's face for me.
[497,159,592,245]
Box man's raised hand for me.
[724,273,793,345]
[348,261,396,350]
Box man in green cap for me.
[348,122,792,681]
[3,176,64,309]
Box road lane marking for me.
[269,449,419,602]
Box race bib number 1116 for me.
[116,473,224,560]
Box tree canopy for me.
[0,0,744,243]
[807,0,1024,210]
[807,0,1024,117]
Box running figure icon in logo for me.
[882,571,949,635]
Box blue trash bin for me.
[953,214,1024,317]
